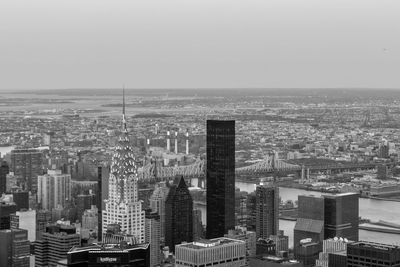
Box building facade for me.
[0,160,9,195]
[323,193,359,242]
[149,181,169,243]
[102,101,145,244]
[256,184,279,239]
[347,241,400,267]
[175,238,246,267]
[0,228,30,267]
[10,148,43,193]
[66,243,150,267]
[206,120,235,239]
[34,224,81,267]
[37,169,71,210]
[145,210,161,267]
[165,177,193,253]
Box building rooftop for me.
[68,243,149,254]
[252,255,301,265]
[178,238,244,249]
[350,241,400,251]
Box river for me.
[193,179,400,247]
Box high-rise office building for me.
[165,176,193,253]
[102,91,145,243]
[34,224,81,267]
[347,241,400,267]
[0,201,17,230]
[76,192,95,222]
[294,195,324,265]
[175,238,246,267]
[256,183,279,239]
[10,148,43,193]
[225,226,256,266]
[36,210,52,240]
[12,190,29,210]
[10,209,36,242]
[37,169,71,210]
[323,193,359,242]
[270,230,289,255]
[315,237,352,267]
[82,205,98,231]
[149,181,169,243]
[145,210,161,267]
[0,228,30,267]
[0,160,9,195]
[206,120,235,239]
[193,209,204,241]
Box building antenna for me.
[122,85,128,133]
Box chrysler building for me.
[102,89,145,243]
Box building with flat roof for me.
[0,200,17,230]
[249,255,303,267]
[66,243,150,267]
[315,237,352,267]
[347,241,400,267]
[10,209,36,241]
[175,237,246,267]
[225,226,256,266]
[323,193,359,241]
[0,228,30,267]
[206,120,235,239]
[256,184,279,239]
[10,148,43,193]
[37,169,71,210]
[34,224,81,267]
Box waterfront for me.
[194,179,400,247]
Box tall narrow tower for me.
[185,130,189,155]
[174,131,178,154]
[206,120,235,239]
[102,89,145,243]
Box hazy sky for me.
[0,0,399,90]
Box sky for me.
[0,0,399,90]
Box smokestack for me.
[175,131,178,154]
[97,166,102,241]
[167,131,170,151]
[185,130,189,155]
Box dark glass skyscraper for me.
[0,161,9,195]
[206,120,235,239]
[165,176,193,252]
[324,192,359,241]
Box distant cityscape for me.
[1,88,400,267]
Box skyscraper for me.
[0,228,30,267]
[294,195,324,264]
[324,193,359,242]
[165,176,193,253]
[0,161,9,195]
[0,201,17,230]
[102,90,145,243]
[206,120,235,239]
[255,183,279,239]
[10,148,43,193]
[145,210,161,267]
[37,169,71,210]
[149,181,169,243]
[34,224,81,267]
